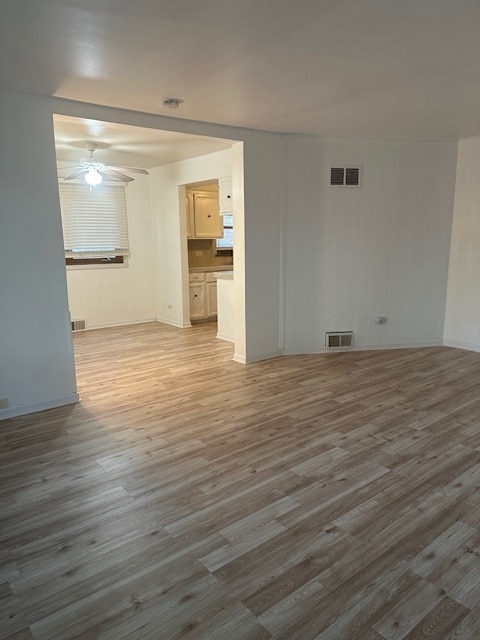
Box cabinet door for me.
[193,194,222,238]
[189,283,205,319]
[219,177,233,215]
[206,281,217,317]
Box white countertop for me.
[214,270,234,280]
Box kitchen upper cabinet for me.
[187,191,223,239]
[218,176,233,215]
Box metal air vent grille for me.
[330,167,361,187]
[71,319,86,332]
[325,331,354,348]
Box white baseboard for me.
[443,339,480,353]
[216,331,234,343]
[352,340,443,351]
[234,350,282,364]
[86,317,156,330]
[156,317,192,328]
[0,393,80,421]
[281,340,443,356]
[81,317,193,330]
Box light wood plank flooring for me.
[2,321,480,639]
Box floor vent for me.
[71,320,86,332]
[325,331,354,349]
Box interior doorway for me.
[183,179,233,329]
[53,114,243,378]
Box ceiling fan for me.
[60,143,149,186]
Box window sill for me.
[66,261,129,271]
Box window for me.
[216,214,233,252]
[58,182,129,265]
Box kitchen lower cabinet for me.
[189,283,206,320]
[206,279,218,317]
[189,271,218,321]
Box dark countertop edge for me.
[189,265,233,273]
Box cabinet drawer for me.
[206,272,217,283]
[189,273,205,283]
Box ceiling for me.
[54,115,234,168]
[2,1,480,140]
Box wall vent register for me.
[325,331,354,348]
[330,167,360,187]
[71,320,86,332]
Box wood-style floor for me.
[2,322,480,639]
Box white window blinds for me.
[216,214,233,249]
[58,182,129,258]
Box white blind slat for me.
[58,183,129,257]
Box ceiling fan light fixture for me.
[163,98,184,109]
[85,166,102,187]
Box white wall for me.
[0,92,78,419]
[67,175,155,329]
[148,140,285,363]
[283,136,458,353]
[242,135,285,362]
[444,137,480,351]
[0,91,287,417]
[65,175,156,329]
[149,149,233,329]
[0,89,463,419]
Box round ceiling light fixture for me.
[85,166,102,187]
[162,98,184,109]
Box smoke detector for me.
[163,98,184,109]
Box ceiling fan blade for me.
[62,168,87,180]
[108,165,149,175]
[101,168,134,182]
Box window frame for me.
[216,214,233,254]
[58,181,130,268]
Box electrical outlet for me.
[195,251,203,256]
[375,316,388,325]
[168,304,173,310]
[0,398,8,409]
